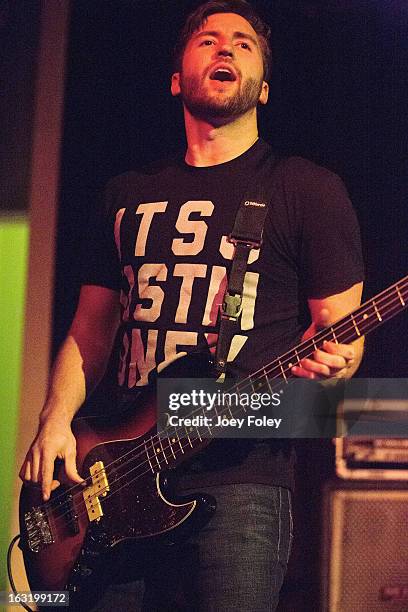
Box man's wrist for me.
[39,403,74,427]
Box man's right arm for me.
[20,285,120,501]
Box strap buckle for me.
[227,234,262,249]
[221,292,242,320]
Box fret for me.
[188,425,196,441]
[278,359,288,382]
[294,349,301,365]
[212,404,220,419]
[150,438,162,470]
[243,390,249,412]
[350,314,361,337]
[231,386,246,412]
[397,285,406,307]
[230,377,242,418]
[331,327,339,343]
[373,299,383,322]
[354,312,368,335]
[144,440,155,474]
[234,384,241,409]
[312,338,317,350]
[264,368,273,393]
[196,411,206,441]
[209,391,220,418]
[254,377,265,392]
[184,427,194,448]
[174,430,184,454]
[168,436,177,460]
[157,435,168,465]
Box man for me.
[20,1,364,609]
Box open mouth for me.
[209,68,237,82]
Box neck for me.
[184,107,259,167]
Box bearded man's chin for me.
[184,99,245,121]
[180,77,263,121]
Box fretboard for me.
[248,274,408,391]
[145,275,408,472]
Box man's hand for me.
[19,416,84,501]
[291,308,357,380]
[19,286,120,502]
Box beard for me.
[179,72,263,121]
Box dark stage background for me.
[54,1,408,608]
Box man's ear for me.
[171,72,181,97]
[259,81,269,105]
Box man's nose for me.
[217,44,234,58]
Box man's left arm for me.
[292,281,364,380]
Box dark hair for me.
[174,0,272,81]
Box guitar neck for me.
[153,275,408,468]
[252,274,408,388]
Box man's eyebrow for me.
[233,31,259,47]
[194,30,259,47]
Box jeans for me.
[92,484,293,612]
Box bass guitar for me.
[19,275,408,610]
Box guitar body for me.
[19,354,216,610]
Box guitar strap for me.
[215,148,282,378]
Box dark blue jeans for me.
[93,484,293,612]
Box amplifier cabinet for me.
[336,437,408,480]
[321,481,408,612]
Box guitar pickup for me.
[83,461,110,522]
[64,493,80,535]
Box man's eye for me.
[201,40,214,46]
[239,42,251,50]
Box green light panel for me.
[0,216,29,591]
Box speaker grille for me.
[327,490,408,612]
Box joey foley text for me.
[165,388,283,431]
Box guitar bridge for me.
[24,506,54,553]
[83,461,110,522]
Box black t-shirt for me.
[82,139,364,490]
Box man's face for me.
[171,12,269,121]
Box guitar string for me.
[41,284,408,529]
[47,275,408,507]
[42,291,408,530]
[40,283,408,522]
[246,275,408,384]
[49,307,405,532]
[53,293,408,530]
